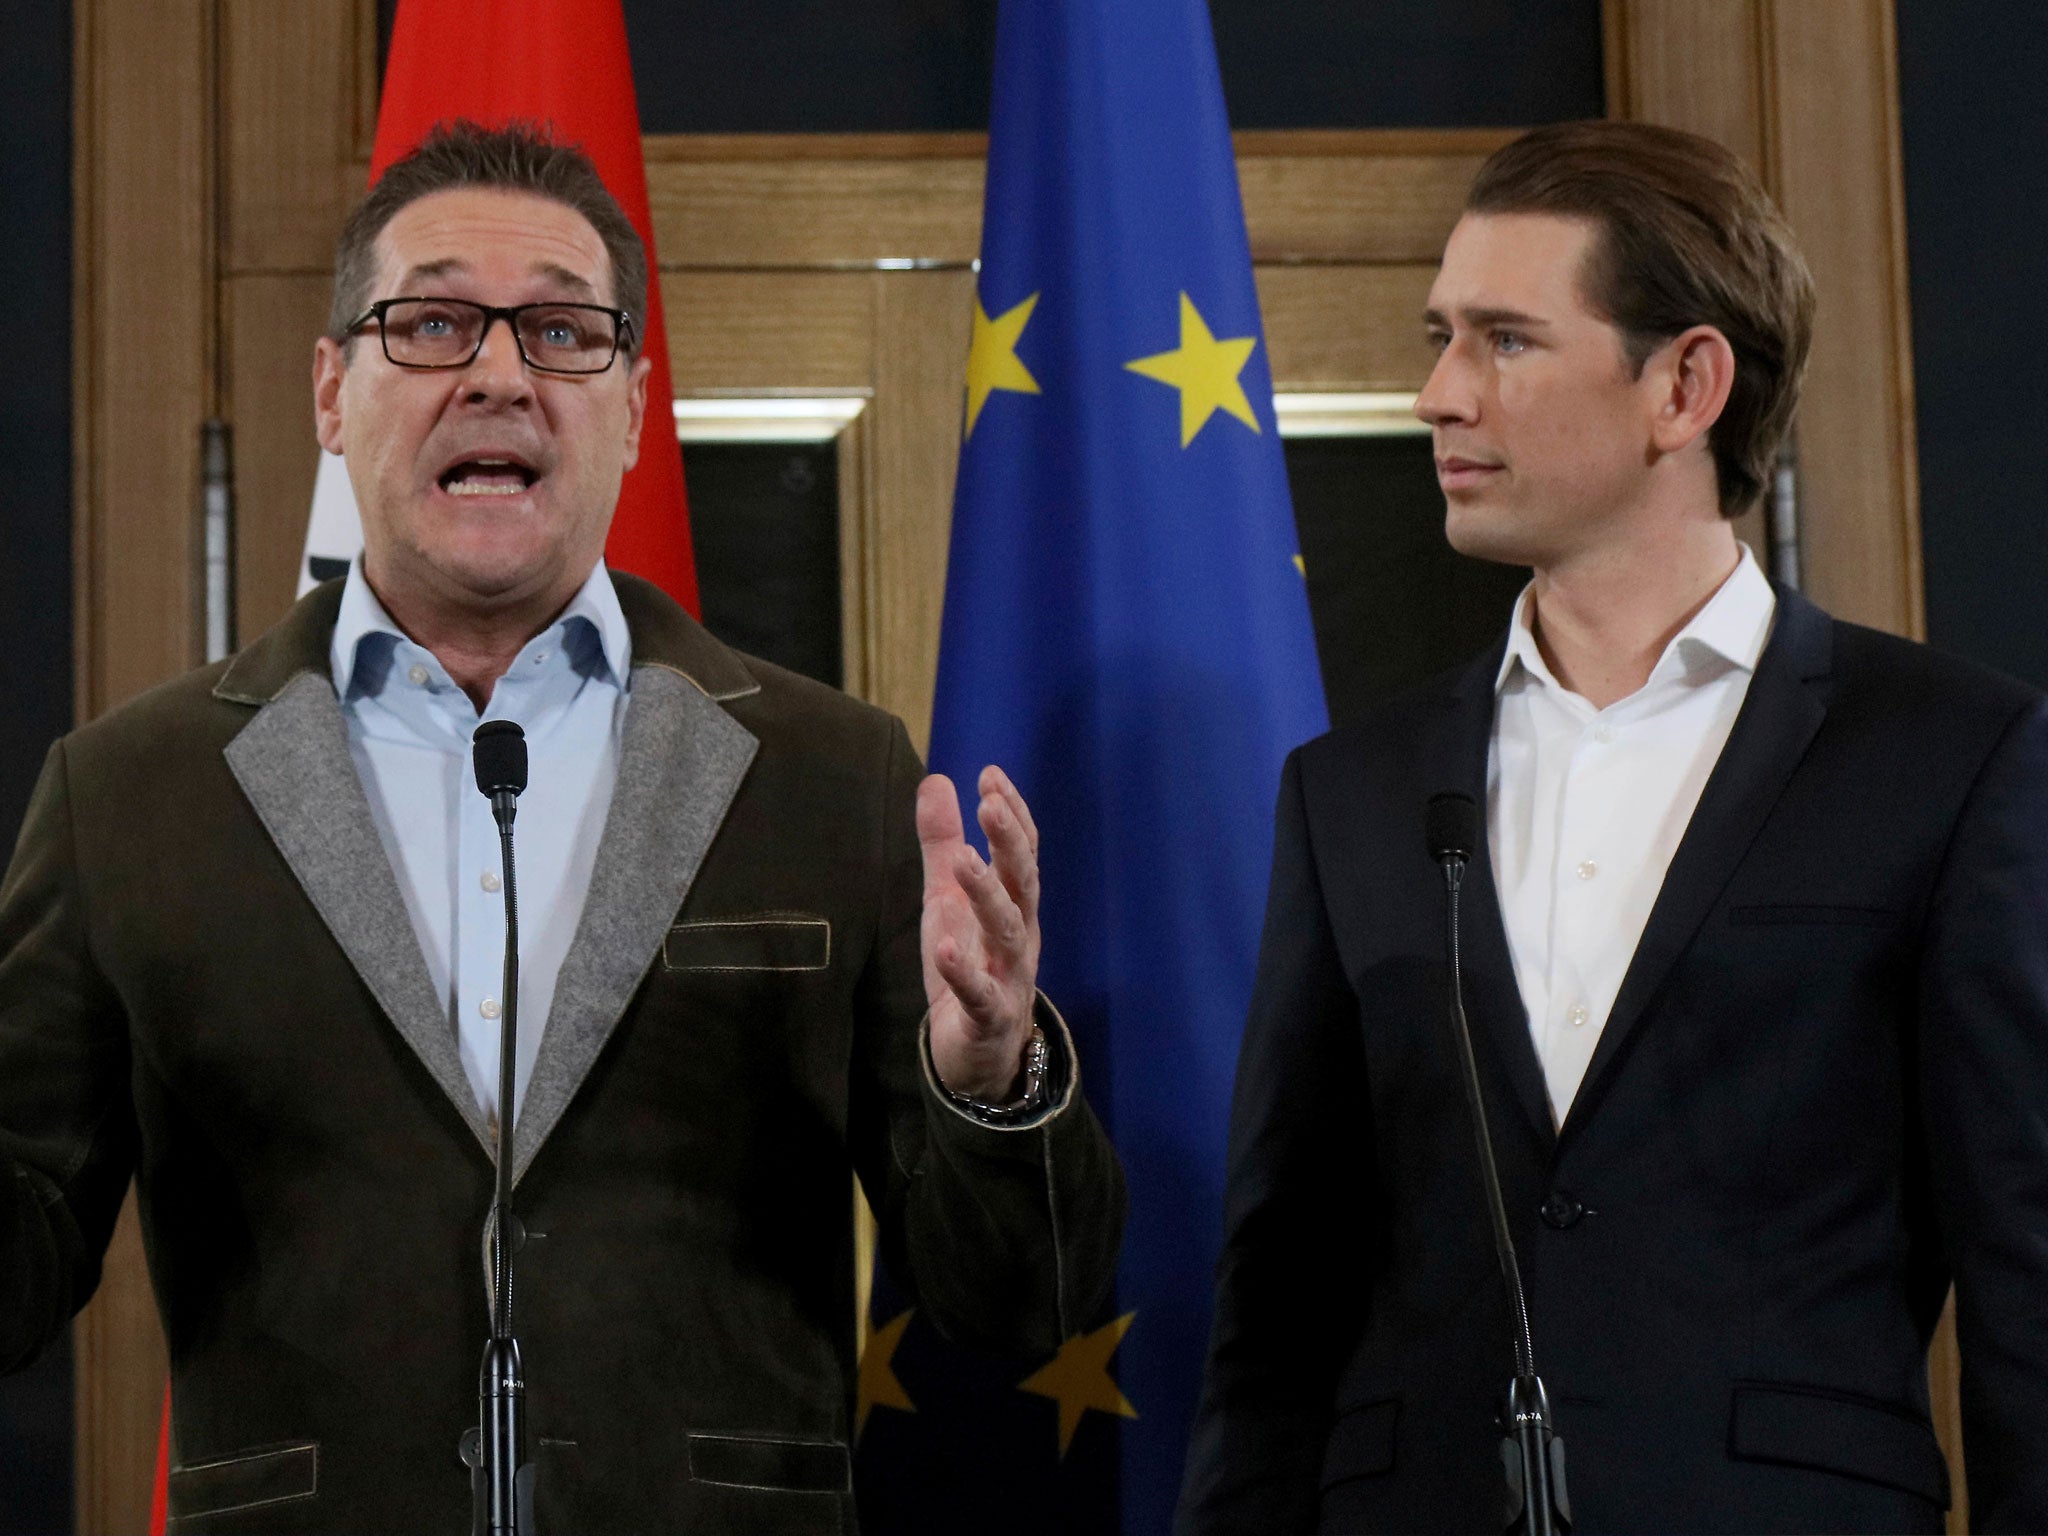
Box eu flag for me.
[854,0,1329,1529]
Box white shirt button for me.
[480,997,502,1020]
[1592,723,1616,744]
[407,664,429,687]
[533,651,549,666]
[1576,859,1599,881]
[481,870,502,893]
[1567,1005,1591,1028]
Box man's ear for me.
[313,337,349,456]
[1647,324,1736,457]
[619,352,652,471]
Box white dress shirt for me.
[330,559,631,1126]
[1488,546,1776,1125]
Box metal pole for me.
[201,420,236,661]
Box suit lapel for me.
[1421,645,1558,1150]
[1561,589,1833,1139]
[511,664,759,1184]
[217,572,766,1182]
[223,670,495,1153]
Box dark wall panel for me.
[1897,1,2048,687]
[0,0,76,1530]
[381,1,1605,132]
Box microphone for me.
[468,721,536,1536]
[473,718,528,826]
[1425,791,1570,1536]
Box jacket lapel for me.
[1421,644,1558,1150]
[221,655,495,1154]
[510,577,762,1184]
[213,574,769,1178]
[1561,588,1833,1139]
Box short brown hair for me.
[327,120,647,357]
[1466,120,1814,516]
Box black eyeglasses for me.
[345,297,636,375]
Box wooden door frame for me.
[73,3,1931,1530]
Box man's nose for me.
[463,315,532,398]
[1414,344,1475,427]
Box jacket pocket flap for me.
[1729,1383,1948,1506]
[169,1440,318,1521]
[687,1432,850,1492]
[1320,1397,1399,1489]
[663,915,831,972]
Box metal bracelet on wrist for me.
[947,1024,1049,1123]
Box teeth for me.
[447,481,527,497]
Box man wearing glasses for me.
[0,123,1123,1532]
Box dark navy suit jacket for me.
[1179,588,2048,1534]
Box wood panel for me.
[221,0,361,272]
[226,276,331,637]
[75,0,218,718]
[664,270,878,393]
[73,1,216,1525]
[637,129,1500,274]
[1605,0,1772,567]
[1238,136,1510,264]
[1258,265,1438,390]
[1609,0,1922,639]
[866,270,975,754]
[1762,0,1922,638]
[1605,0,1766,167]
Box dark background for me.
[0,0,76,1528]
[1895,0,2048,691]
[4,1,2043,1528]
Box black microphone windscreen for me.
[472,720,529,799]
[1425,791,1480,865]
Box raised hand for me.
[916,765,1042,1103]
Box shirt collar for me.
[1495,543,1777,697]
[329,557,633,700]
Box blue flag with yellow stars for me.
[851,0,1328,1530]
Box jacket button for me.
[1541,1192,1584,1229]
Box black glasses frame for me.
[345,296,637,375]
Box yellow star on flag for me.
[1018,1311,1139,1457]
[855,1308,917,1441]
[964,291,1042,439]
[1124,293,1262,447]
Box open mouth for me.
[439,458,539,498]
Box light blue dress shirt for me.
[330,559,632,1127]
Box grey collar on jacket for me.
[212,570,762,1183]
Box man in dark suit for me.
[1178,120,2048,1533]
[0,124,1122,1532]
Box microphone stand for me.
[469,722,536,1536]
[1428,793,1570,1536]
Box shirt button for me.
[1592,723,1615,744]
[407,664,429,686]
[481,871,502,893]
[480,998,502,1020]
[1541,1192,1585,1230]
[532,652,549,666]
[1566,1005,1590,1029]
[1576,860,1599,881]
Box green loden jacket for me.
[0,571,1125,1534]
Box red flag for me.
[150,1389,169,1535]
[371,0,698,613]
